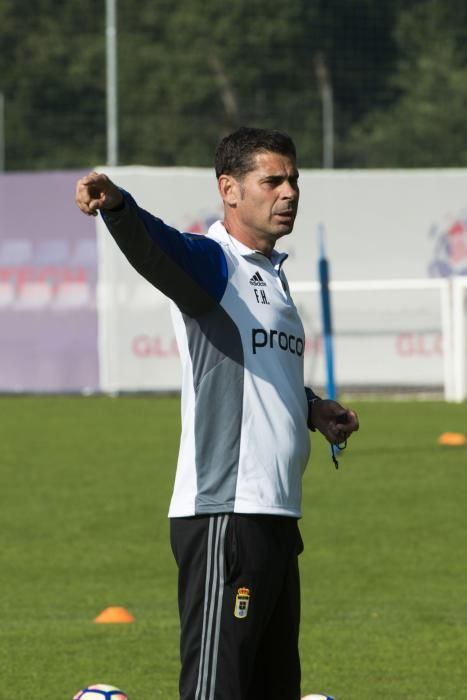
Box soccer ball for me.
[73,684,129,699]
[301,695,335,700]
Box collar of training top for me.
[208,220,289,268]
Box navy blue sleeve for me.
[130,193,228,302]
[101,189,229,316]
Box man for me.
[75,127,359,700]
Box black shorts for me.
[170,513,303,700]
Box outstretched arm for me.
[74,172,228,317]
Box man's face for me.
[233,151,300,246]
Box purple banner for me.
[0,171,98,392]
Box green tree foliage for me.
[118,0,323,167]
[1,0,464,170]
[0,1,106,169]
[348,0,467,166]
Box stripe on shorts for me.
[195,514,229,700]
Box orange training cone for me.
[94,606,135,623]
[437,432,467,446]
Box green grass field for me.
[1,396,466,699]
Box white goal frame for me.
[290,278,467,402]
[451,276,467,402]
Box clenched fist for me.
[310,399,359,445]
[75,171,123,216]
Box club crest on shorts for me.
[234,587,250,619]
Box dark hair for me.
[214,127,297,180]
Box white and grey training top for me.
[102,191,314,518]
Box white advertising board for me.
[95,167,467,393]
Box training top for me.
[102,191,312,518]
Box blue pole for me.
[318,224,336,400]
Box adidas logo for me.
[249,271,266,287]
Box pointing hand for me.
[75,171,123,216]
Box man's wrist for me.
[104,192,125,211]
[305,387,322,431]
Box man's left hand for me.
[310,400,359,444]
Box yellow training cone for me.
[437,432,466,446]
[94,606,135,623]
